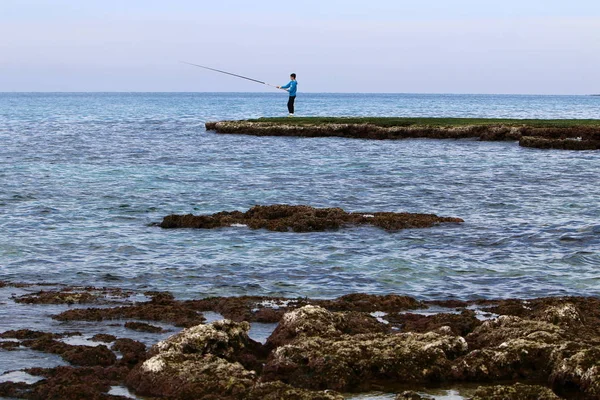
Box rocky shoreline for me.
[159,205,464,232]
[205,119,600,150]
[1,282,599,399]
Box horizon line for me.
[0,91,597,96]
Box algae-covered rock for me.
[537,303,584,327]
[454,316,567,381]
[318,293,424,312]
[520,136,600,150]
[388,309,482,336]
[127,353,256,399]
[465,315,564,349]
[550,346,600,397]
[469,383,560,400]
[395,391,429,400]
[248,381,344,400]
[126,320,261,399]
[266,305,388,347]
[160,204,463,232]
[151,319,252,360]
[263,331,468,391]
[451,339,557,381]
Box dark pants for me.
[287,96,296,114]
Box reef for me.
[159,204,464,232]
[2,284,600,399]
[205,118,600,150]
[53,291,205,327]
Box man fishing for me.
[277,73,297,116]
[181,62,297,115]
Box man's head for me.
[290,73,296,80]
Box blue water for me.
[1,93,599,301]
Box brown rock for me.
[160,204,463,232]
[469,383,560,400]
[266,305,389,348]
[263,331,468,391]
[126,320,261,399]
[388,310,482,336]
[111,338,147,366]
[550,346,600,398]
[248,381,344,400]
[124,321,164,333]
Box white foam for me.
[370,311,389,325]
[0,371,43,384]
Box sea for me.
[0,93,599,397]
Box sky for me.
[1,0,599,94]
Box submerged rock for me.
[247,381,344,400]
[12,286,132,305]
[469,383,561,400]
[160,204,463,232]
[123,321,164,333]
[520,136,600,150]
[53,291,205,327]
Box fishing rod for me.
[180,61,284,90]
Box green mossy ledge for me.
[205,118,600,150]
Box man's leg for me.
[287,96,296,114]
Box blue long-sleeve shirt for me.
[281,80,297,96]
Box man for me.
[277,73,297,116]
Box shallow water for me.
[1,93,598,302]
[1,92,599,397]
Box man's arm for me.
[277,81,292,90]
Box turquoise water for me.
[1,93,599,300]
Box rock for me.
[520,136,600,150]
[206,120,600,151]
[91,334,117,343]
[28,338,117,367]
[266,305,389,348]
[160,204,463,232]
[188,295,303,323]
[465,316,564,350]
[111,338,147,366]
[396,391,429,400]
[53,298,205,328]
[22,365,130,400]
[247,381,344,400]
[124,321,164,333]
[453,316,566,381]
[469,383,560,399]
[537,303,584,326]
[316,293,424,312]
[127,353,256,399]
[550,346,600,397]
[126,320,264,399]
[149,320,256,362]
[12,286,132,305]
[451,339,557,381]
[262,331,468,391]
[388,310,482,336]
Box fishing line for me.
[181,61,282,89]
